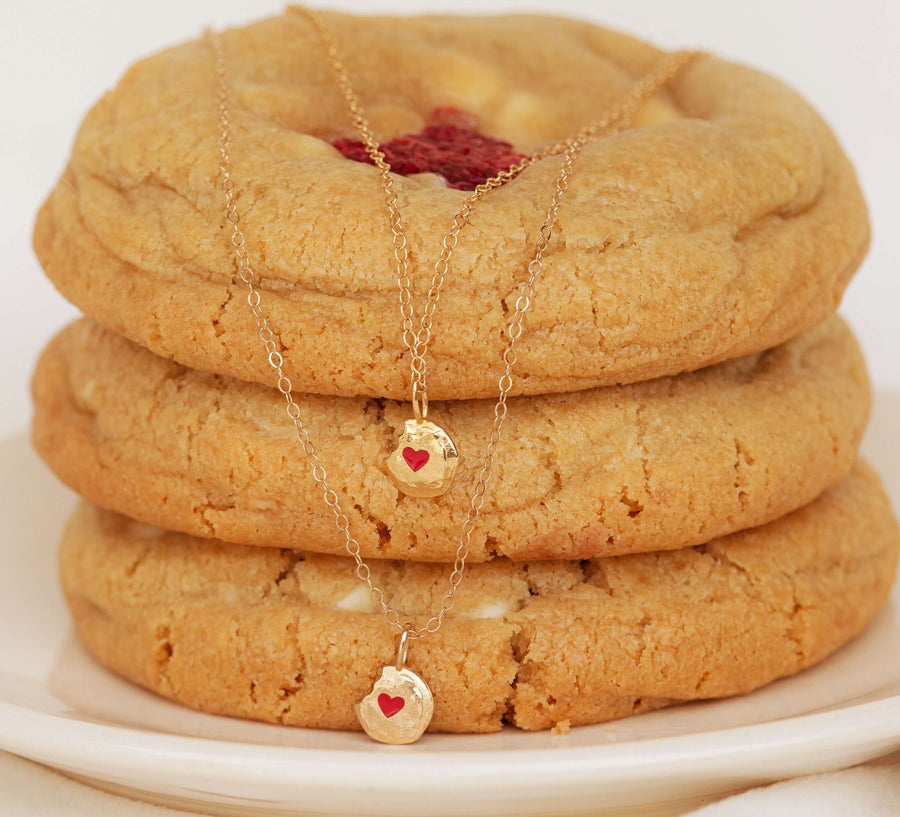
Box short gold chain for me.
[208,26,697,639]
[295,6,700,414]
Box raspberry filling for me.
[333,107,526,191]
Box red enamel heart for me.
[402,447,430,472]
[378,693,405,718]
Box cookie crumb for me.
[551,719,571,736]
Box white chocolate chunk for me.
[467,600,512,619]
[335,584,377,613]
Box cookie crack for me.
[775,565,807,664]
[191,390,244,533]
[154,623,174,689]
[699,545,756,589]
[539,422,564,500]
[501,621,536,728]
[142,365,185,441]
[79,169,212,274]
[352,502,391,556]
[75,168,381,302]
[631,401,652,511]
[272,550,306,591]
[362,397,386,426]
[275,617,306,722]
[694,670,712,694]
[123,543,154,579]
[811,397,842,460]
[732,436,752,512]
[633,614,651,668]
[212,287,234,338]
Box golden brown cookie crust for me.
[34,316,869,562]
[33,12,868,399]
[59,464,900,733]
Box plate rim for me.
[3,688,900,789]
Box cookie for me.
[59,463,900,733]
[33,11,868,400]
[34,316,869,562]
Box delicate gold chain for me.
[296,6,700,418]
[208,27,697,640]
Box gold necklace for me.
[298,6,699,500]
[208,23,698,743]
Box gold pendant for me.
[356,629,434,744]
[387,419,459,498]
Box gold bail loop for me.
[395,626,413,670]
[411,381,428,424]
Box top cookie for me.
[33,10,868,399]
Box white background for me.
[2,0,898,437]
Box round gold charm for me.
[355,665,434,745]
[386,419,459,498]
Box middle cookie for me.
[32,316,868,562]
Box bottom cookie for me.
[59,463,899,733]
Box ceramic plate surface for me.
[1,393,899,817]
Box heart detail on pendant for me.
[402,447,430,472]
[356,665,434,743]
[378,693,406,718]
[387,420,458,499]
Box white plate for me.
[1,393,899,817]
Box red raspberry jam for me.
[333,107,526,191]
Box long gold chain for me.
[208,27,697,640]
[296,6,699,417]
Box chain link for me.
[208,25,698,639]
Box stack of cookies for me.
[31,11,899,734]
